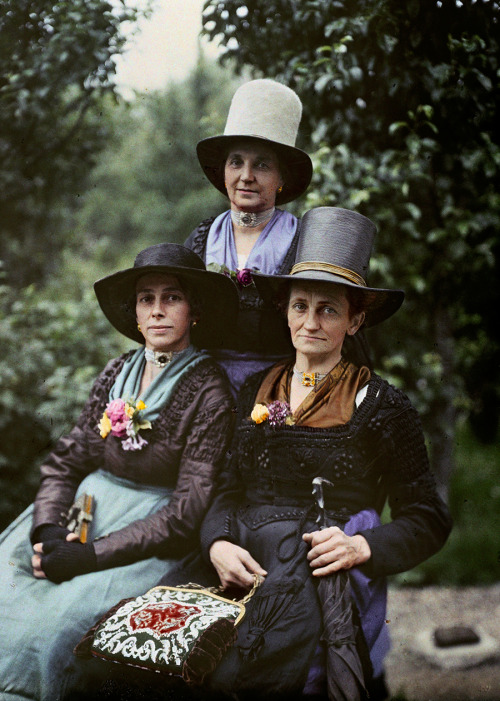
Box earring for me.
[277,185,283,194]
[137,324,141,331]
[192,320,197,327]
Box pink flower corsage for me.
[98,398,152,451]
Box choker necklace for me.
[145,348,183,368]
[231,207,275,228]
[293,367,328,387]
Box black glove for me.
[40,540,97,583]
[31,524,70,546]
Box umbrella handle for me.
[311,476,335,529]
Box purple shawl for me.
[345,509,390,678]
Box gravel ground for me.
[384,585,500,701]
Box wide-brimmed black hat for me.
[253,207,404,327]
[197,79,313,206]
[94,243,239,349]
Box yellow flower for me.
[98,412,112,438]
[136,400,146,411]
[124,403,135,419]
[251,404,270,424]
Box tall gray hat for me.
[253,207,404,326]
[94,243,239,349]
[197,79,313,205]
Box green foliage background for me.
[72,59,236,254]
[0,278,124,520]
[0,0,146,287]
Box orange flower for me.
[251,404,270,424]
[98,412,112,438]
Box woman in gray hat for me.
[0,243,238,700]
[185,78,314,396]
[173,208,451,700]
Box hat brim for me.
[252,271,404,327]
[94,265,239,350]
[196,135,313,205]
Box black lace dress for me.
[191,369,452,698]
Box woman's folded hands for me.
[208,527,372,589]
[32,532,97,583]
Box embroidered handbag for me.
[74,578,262,685]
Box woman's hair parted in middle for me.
[220,141,289,192]
[273,280,369,321]
[121,274,203,326]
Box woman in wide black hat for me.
[181,207,452,700]
[0,243,238,700]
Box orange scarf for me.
[255,358,371,428]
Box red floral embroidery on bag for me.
[129,603,202,635]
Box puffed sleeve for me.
[358,394,452,578]
[183,217,215,258]
[92,363,234,568]
[30,356,125,540]
[199,431,246,560]
[199,372,263,560]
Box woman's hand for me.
[302,526,371,576]
[209,540,267,590]
[32,532,96,583]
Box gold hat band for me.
[290,261,366,287]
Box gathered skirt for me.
[154,507,390,700]
[0,469,176,701]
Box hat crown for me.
[133,243,205,272]
[252,207,404,327]
[295,207,376,281]
[224,79,302,148]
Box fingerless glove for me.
[41,540,97,583]
[31,524,70,546]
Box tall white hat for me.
[197,79,313,205]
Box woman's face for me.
[224,141,283,213]
[287,282,365,366]
[135,273,193,352]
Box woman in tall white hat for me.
[184,79,314,395]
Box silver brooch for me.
[145,348,173,367]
